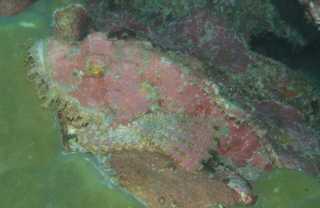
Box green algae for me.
[0,1,144,207]
[233,169,320,208]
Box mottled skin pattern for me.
[29,31,276,205]
[110,150,239,208]
[29,28,320,206]
[40,32,272,173]
[31,26,320,174]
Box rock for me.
[53,4,89,42]
[298,0,320,28]
[0,0,35,16]
[226,175,257,205]
[88,0,316,46]
[205,42,320,124]
[152,9,253,73]
[88,8,253,73]
[254,100,320,174]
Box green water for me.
[234,169,320,208]
[0,1,143,207]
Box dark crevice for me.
[270,0,319,43]
[250,32,320,81]
[249,0,320,81]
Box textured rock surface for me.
[299,0,320,28]
[0,0,35,16]
[87,0,316,46]
[153,10,253,73]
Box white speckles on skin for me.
[35,41,45,72]
[160,57,172,65]
[67,125,77,135]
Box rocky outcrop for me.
[87,0,314,46]
[299,0,320,28]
